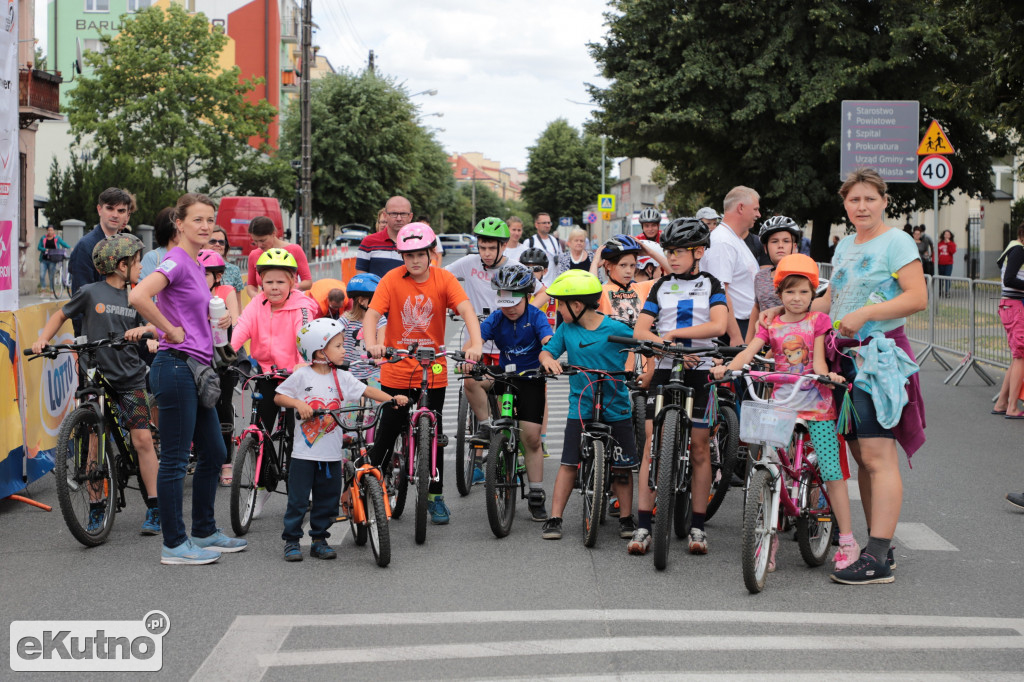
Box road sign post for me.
[840,100,919,182]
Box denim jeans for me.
[151,352,227,548]
[282,458,342,543]
[938,263,953,295]
[39,260,56,289]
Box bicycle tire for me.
[581,438,605,548]
[673,423,693,540]
[55,406,117,547]
[796,469,833,567]
[485,429,517,538]
[652,410,679,570]
[363,476,391,567]
[705,404,739,521]
[455,388,476,496]
[631,390,647,460]
[742,467,775,594]
[386,434,409,519]
[229,435,259,536]
[52,262,66,299]
[414,415,431,545]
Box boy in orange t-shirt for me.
[364,222,482,525]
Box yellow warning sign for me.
[917,120,954,155]
[598,194,615,212]
[601,211,612,221]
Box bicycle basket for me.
[739,400,798,449]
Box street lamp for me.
[422,112,444,118]
[410,89,438,97]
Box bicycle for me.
[378,344,464,545]
[316,402,394,567]
[24,333,154,546]
[703,345,745,522]
[46,248,70,299]
[451,311,496,496]
[460,363,546,537]
[720,368,846,593]
[549,363,634,548]
[229,366,294,536]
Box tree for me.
[588,0,1009,261]
[521,119,607,225]
[403,127,458,227]
[63,4,292,197]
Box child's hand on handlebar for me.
[295,403,314,420]
[463,343,482,363]
[366,344,386,359]
[30,338,47,355]
[391,394,410,407]
[825,372,846,385]
[710,364,729,380]
[541,356,562,375]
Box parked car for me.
[335,232,368,249]
[438,233,477,254]
[216,197,284,256]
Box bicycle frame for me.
[237,368,293,489]
[400,346,447,484]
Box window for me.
[461,168,467,175]
[85,0,109,11]
[128,0,152,10]
[82,38,105,55]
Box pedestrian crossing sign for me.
[598,194,615,212]
[917,120,954,155]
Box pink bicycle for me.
[717,368,847,593]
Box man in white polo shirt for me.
[700,186,761,345]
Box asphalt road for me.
[4,272,1024,679]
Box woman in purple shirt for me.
[131,193,247,565]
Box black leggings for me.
[254,376,294,463]
[215,369,238,464]
[369,385,446,494]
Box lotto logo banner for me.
[0,220,12,290]
[10,611,169,672]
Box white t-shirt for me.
[276,365,367,462]
[525,233,563,286]
[504,243,526,262]
[701,222,759,320]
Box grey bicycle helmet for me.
[491,263,535,294]
[638,207,661,224]
[660,218,710,249]
[518,247,549,268]
[758,215,802,244]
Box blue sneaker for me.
[161,538,220,565]
[87,507,105,533]
[192,529,248,553]
[310,539,337,560]
[428,496,450,525]
[472,467,486,484]
[140,507,161,536]
[283,542,302,562]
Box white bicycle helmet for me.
[296,318,346,363]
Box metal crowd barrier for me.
[816,263,1007,388]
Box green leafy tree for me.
[45,156,179,228]
[281,70,424,225]
[588,0,1008,261]
[63,4,292,197]
[403,128,458,227]
[521,119,608,226]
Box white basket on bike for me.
[739,400,798,449]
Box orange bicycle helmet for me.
[773,253,819,289]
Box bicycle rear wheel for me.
[796,468,833,567]
[363,476,391,567]
[230,435,259,536]
[55,407,117,546]
[580,438,605,548]
[414,415,432,545]
[384,433,409,519]
[455,388,477,496]
[485,429,517,538]
[673,430,694,540]
[742,467,775,593]
[631,390,647,460]
[652,410,679,570]
[705,404,739,521]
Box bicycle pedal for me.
[438,435,449,447]
[334,514,349,523]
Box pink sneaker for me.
[833,540,861,571]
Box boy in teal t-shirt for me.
[538,271,637,541]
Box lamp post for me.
[411,89,438,97]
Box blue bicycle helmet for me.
[601,234,642,261]
[346,273,380,296]
[491,263,535,294]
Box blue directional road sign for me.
[840,100,919,183]
[559,217,573,227]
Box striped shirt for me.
[355,231,404,277]
[641,271,727,369]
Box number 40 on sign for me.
[918,154,952,190]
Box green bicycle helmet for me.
[92,233,144,276]
[547,270,602,322]
[473,217,510,243]
[255,247,298,275]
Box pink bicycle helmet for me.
[395,222,437,253]
[197,249,226,270]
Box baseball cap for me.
[696,207,721,221]
[495,291,526,308]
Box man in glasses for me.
[522,212,563,287]
[355,196,414,277]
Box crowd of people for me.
[28,169,949,585]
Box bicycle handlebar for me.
[607,335,724,359]
[458,364,547,381]
[309,401,395,431]
[24,332,155,359]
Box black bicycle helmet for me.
[518,247,549,268]
[601,234,642,261]
[638,207,661,224]
[491,263,535,294]
[660,218,710,249]
[758,215,802,244]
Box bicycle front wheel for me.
[414,415,432,545]
[230,435,259,536]
[652,410,679,570]
[631,390,647,459]
[742,467,775,593]
[485,429,517,538]
[385,433,409,519]
[455,388,477,496]
[796,468,833,567]
[580,438,606,548]
[705,403,739,521]
[363,476,391,567]
[55,406,117,546]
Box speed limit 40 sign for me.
[918,154,952,190]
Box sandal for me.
[219,464,233,486]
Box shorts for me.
[560,418,638,470]
[113,387,151,431]
[482,353,501,366]
[838,356,895,441]
[647,368,712,428]
[493,377,546,425]
[998,299,1024,359]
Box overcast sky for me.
[36,0,613,172]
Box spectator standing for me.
[555,227,593,275]
[912,225,935,276]
[937,230,957,296]
[37,225,71,295]
[994,223,1024,418]
[355,196,413,277]
[522,213,563,286]
[504,216,526,262]
[701,186,762,344]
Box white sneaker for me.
[252,489,272,519]
[687,527,708,555]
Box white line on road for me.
[894,522,960,551]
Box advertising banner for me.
[0,0,17,311]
